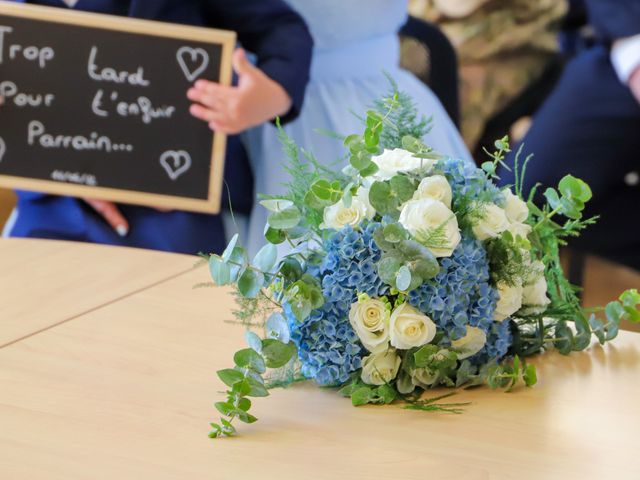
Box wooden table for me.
[0,238,195,347]
[1,239,639,479]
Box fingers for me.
[187,80,229,107]
[84,199,129,237]
[189,103,226,123]
[0,95,4,106]
[232,48,256,77]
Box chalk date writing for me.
[51,170,97,186]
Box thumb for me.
[232,48,256,77]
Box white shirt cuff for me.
[611,35,640,83]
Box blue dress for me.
[4,0,313,254]
[242,0,472,253]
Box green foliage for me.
[338,378,398,406]
[373,77,432,149]
[210,336,298,438]
[413,345,457,371]
[486,356,537,392]
[485,230,531,287]
[285,274,324,321]
[374,224,439,292]
[543,175,592,220]
[369,174,417,218]
[480,135,511,180]
[402,392,470,414]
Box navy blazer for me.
[586,0,640,41]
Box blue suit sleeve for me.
[204,0,313,124]
[586,0,640,41]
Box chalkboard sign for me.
[0,2,235,213]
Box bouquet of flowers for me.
[206,91,640,438]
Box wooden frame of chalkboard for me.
[0,2,235,213]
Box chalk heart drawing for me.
[177,47,209,82]
[0,137,6,163]
[160,150,192,181]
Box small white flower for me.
[371,148,433,181]
[389,302,437,350]
[451,326,487,359]
[360,349,402,385]
[348,298,390,353]
[494,280,524,321]
[321,188,375,230]
[472,203,509,241]
[502,188,530,223]
[413,175,453,208]
[522,261,551,308]
[399,198,461,257]
[506,221,532,239]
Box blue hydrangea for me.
[470,319,513,366]
[286,222,389,386]
[408,235,499,343]
[438,157,503,206]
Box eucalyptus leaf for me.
[209,256,231,286]
[245,331,263,353]
[396,265,412,291]
[264,227,286,245]
[234,348,266,374]
[253,244,277,272]
[221,234,239,263]
[268,206,302,230]
[238,269,265,298]
[259,199,293,212]
[217,368,244,387]
[351,387,373,406]
[266,312,291,344]
[261,339,297,369]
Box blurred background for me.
[1,0,637,327]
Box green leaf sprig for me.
[210,337,297,438]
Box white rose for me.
[522,262,551,308]
[371,148,432,181]
[349,298,390,353]
[522,276,551,308]
[389,302,437,350]
[494,280,524,321]
[410,368,438,389]
[472,203,509,241]
[399,198,461,257]
[413,175,453,208]
[502,188,529,223]
[506,221,532,239]
[360,349,402,385]
[451,326,487,360]
[321,188,375,230]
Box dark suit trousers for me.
[500,45,640,270]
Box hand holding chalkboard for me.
[0,2,235,213]
[187,48,293,135]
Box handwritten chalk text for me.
[91,89,175,124]
[87,46,150,87]
[27,120,133,153]
[0,81,55,108]
[0,26,55,68]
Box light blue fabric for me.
[242,0,472,253]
